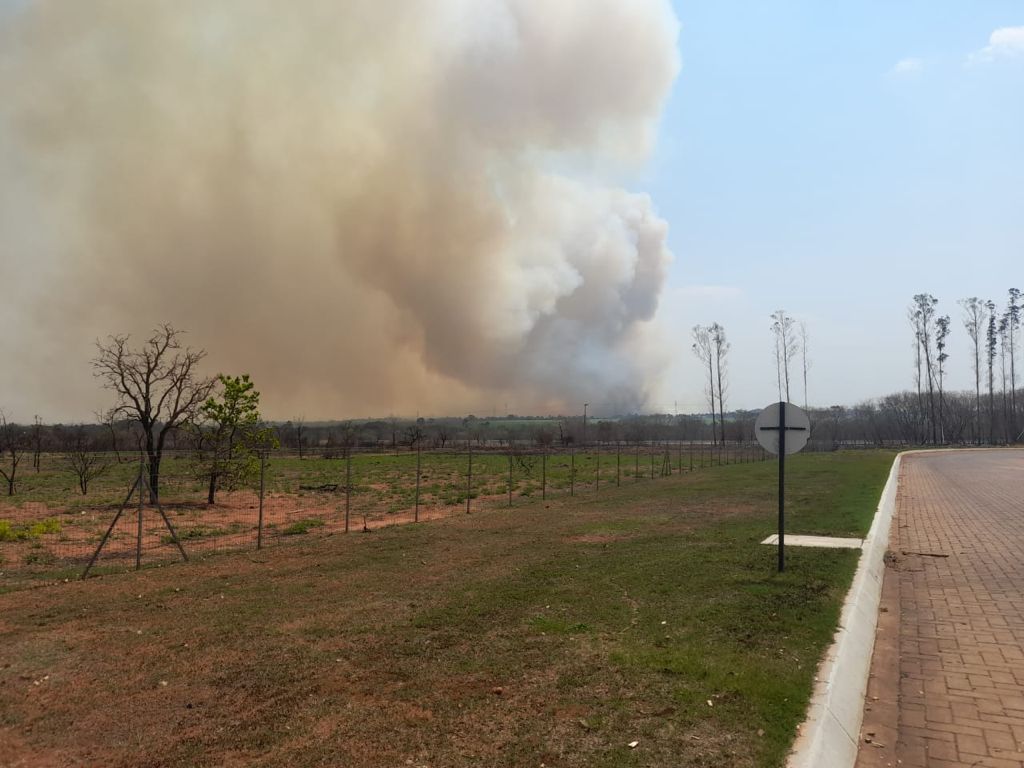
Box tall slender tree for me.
[1007,288,1021,440]
[908,307,925,442]
[936,315,950,443]
[691,325,717,445]
[799,321,810,410]
[986,300,998,443]
[998,315,1011,442]
[710,323,729,443]
[911,294,939,443]
[959,298,986,444]
[770,310,798,402]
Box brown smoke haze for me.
[0,0,680,421]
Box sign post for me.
[755,402,811,572]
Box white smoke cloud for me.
[0,0,680,420]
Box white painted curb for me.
[786,452,904,768]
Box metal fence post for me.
[345,449,352,533]
[415,441,422,522]
[135,460,144,571]
[257,451,266,550]
[570,445,575,497]
[466,441,473,514]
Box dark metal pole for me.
[416,441,422,521]
[778,401,786,573]
[135,461,144,571]
[616,444,621,486]
[466,441,473,514]
[542,451,547,500]
[570,445,575,496]
[345,449,351,533]
[153,498,188,563]
[595,448,600,493]
[81,472,140,579]
[257,451,266,549]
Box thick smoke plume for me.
[0,0,680,420]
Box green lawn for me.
[0,450,893,767]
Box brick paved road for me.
[862,450,1024,768]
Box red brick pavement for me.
[859,450,1024,768]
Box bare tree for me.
[999,314,1011,442]
[0,411,24,496]
[433,424,450,449]
[64,427,110,495]
[1007,288,1021,439]
[770,310,798,402]
[911,294,939,443]
[92,325,214,502]
[31,415,43,471]
[691,325,717,444]
[908,307,924,442]
[293,417,307,459]
[799,321,810,410]
[710,323,729,442]
[959,298,986,444]
[936,315,950,443]
[95,408,124,462]
[986,301,998,443]
[404,424,425,449]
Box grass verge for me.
[0,451,893,767]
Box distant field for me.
[0,451,894,767]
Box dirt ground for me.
[0,490,499,580]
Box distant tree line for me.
[908,290,1021,444]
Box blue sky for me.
[644,1,1023,412]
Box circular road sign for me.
[755,402,811,456]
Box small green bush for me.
[282,518,325,536]
[0,518,63,542]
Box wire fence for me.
[0,441,768,590]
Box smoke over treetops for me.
[0,0,680,420]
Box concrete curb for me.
[785,452,904,768]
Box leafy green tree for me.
[192,374,277,504]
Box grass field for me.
[0,450,893,767]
